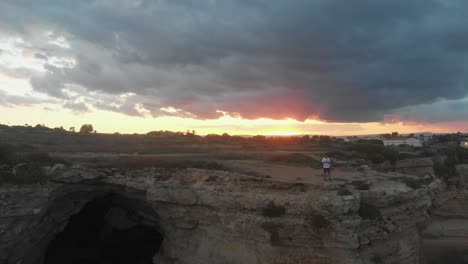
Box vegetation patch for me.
[393,176,432,190]
[359,203,381,220]
[267,153,321,168]
[0,163,48,184]
[262,201,286,218]
[261,222,283,246]
[337,188,353,196]
[351,180,370,190]
[0,143,66,166]
[345,141,399,164]
[370,254,383,264]
[307,213,331,231]
[204,175,218,182]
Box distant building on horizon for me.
[383,137,422,147]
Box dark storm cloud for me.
[62,101,89,113]
[0,90,54,106]
[1,0,468,121]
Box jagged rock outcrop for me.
[0,164,442,264]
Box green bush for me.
[432,147,459,182]
[382,147,399,164]
[0,144,17,164]
[261,222,283,246]
[351,180,370,190]
[262,201,286,217]
[337,188,353,196]
[359,203,381,220]
[346,142,399,164]
[6,163,47,184]
[458,147,468,163]
[308,213,330,231]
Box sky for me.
[0,0,467,135]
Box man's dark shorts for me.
[323,168,331,173]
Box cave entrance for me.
[44,194,163,264]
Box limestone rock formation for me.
[0,164,444,264]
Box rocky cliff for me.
[0,164,443,264]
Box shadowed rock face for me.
[0,165,443,264]
[44,194,163,264]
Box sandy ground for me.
[221,160,364,185]
[55,152,365,186]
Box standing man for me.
[322,153,332,181]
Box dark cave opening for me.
[44,194,163,264]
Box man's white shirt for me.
[322,157,331,169]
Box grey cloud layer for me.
[1,0,468,121]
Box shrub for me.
[262,201,286,217]
[359,203,381,220]
[308,213,330,231]
[1,163,47,184]
[351,180,370,190]
[433,149,458,182]
[371,255,383,264]
[382,147,399,165]
[0,144,17,164]
[458,147,468,163]
[337,188,353,196]
[261,222,283,246]
[346,142,399,164]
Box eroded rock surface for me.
[0,165,444,264]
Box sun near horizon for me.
[1,101,464,136]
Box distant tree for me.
[252,135,266,142]
[79,124,94,133]
[391,132,399,137]
[300,135,310,143]
[147,131,162,136]
[319,135,332,145]
[69,127,76,132]
[381,133,392,139]
[185,130,196,137]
